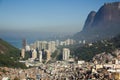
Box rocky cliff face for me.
[93,2,120,27]
[74,2,120,41]
[84,2,120,30]
[83,11,96,30]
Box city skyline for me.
[0,0,119,33]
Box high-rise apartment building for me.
[55,40,59,47]
[35,41,40,50]
[39,51,42,63]
[32,41,48,51]
[65,39,75,46]
[25,45,30,51]
[48,41,56,53]
[45,50,51,61]
[32,49,37,59]
[63,48,70,61]
[21,48,25,58]
[39,41,48,50]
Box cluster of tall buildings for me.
[21,48,51,63]
[29,39,75,52]
[21,39,74,63]
[30,41,56,53]
[59,39,75,46]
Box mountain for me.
[74,2,120,41]
[83,11,96,30]
[0,39,26,68]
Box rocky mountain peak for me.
[74,2,120,41]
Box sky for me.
[0,0,120,33]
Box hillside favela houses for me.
[1,38,120,80]
[0,1,120,80]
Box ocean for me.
[0,32,73,49]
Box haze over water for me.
[0,0,119,48]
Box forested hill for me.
[72,34,120,61]
[0,39,26,68]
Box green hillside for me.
[0,39,26,68]
[71,34,120,61]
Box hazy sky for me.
[0,0,119,33]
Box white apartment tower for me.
[32,49,37,59]
[45,50,51,61]
[36,41,40,50]
[39,51,42,63]
[39,41,48,50]
[48,41,56,53]
[55,40,59,47]
[63,48,70,61]
[21,48,25,58]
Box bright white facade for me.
[32,49,37,59]
[39,51,42,62]
[25,45,30,51]
[21,48,25,58]
[63,48,70,61]
[48,41,56,53]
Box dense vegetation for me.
[71,34,120,61]
[0,39,26,68]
